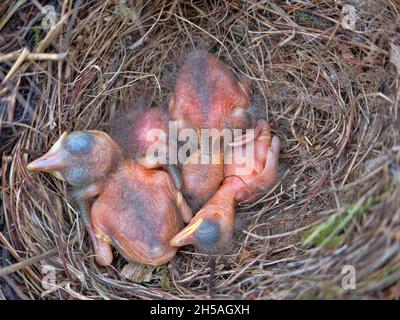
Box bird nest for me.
[1,0,399,300]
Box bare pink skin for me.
[169,51,252,209]
[91,160,192,266]
[170,119,280,252]
[129,107,170,161]
[27,130,192,267]
[224,119,281,202]
[110,106,170,167]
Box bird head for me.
[170,203,235,254]
[27,130,121,186]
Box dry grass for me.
[0,0,399,300]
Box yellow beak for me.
[27,132,68,180]
[170,218,204,247]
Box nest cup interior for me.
[0,1,399,299]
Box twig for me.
[0,248,57,277]
[0,0,27,31]
[3,275,30,300]
[336,85,355,159]
[1,47,30,85]
[0,51,68,63]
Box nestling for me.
[110,102,183,189]
[27,130,192,266]
[170,119,280,253]
[169,51,253,210]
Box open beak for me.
[170,218,204,247]
[27,132,68,180]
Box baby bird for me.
[169,51,253,210]
[170,119,280,253]
[110,101,183,189]
[27,130,192,266]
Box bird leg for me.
[225,119,280,202]
[175,190,193,223]
[70,182,103,250]
[164,164,183,190]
